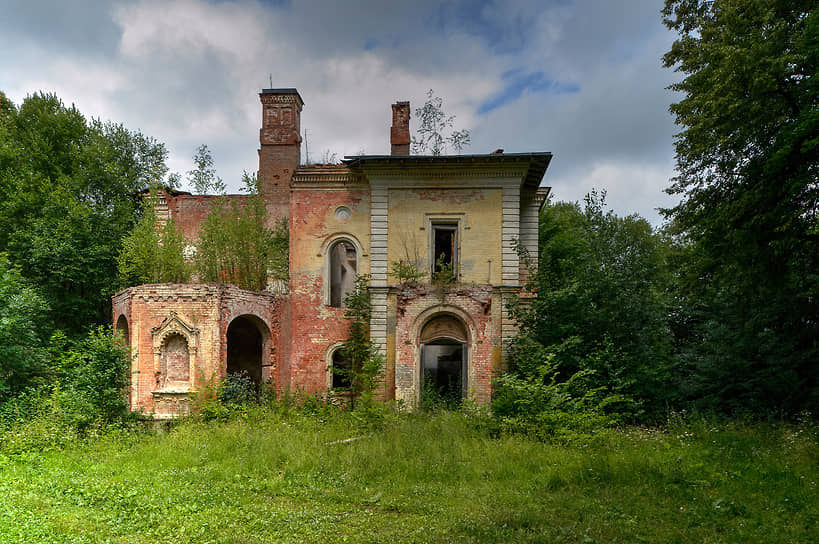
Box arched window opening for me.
[161,333,190,389]
[329,240,357,307]
[226,316,264,388]
[115,315,130,346]
[331,349,352,390]
[420,315,468,409]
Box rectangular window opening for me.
[432,224,457,274]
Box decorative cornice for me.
[364,167,527,181]
[291,173,366,186]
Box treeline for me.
[496,0,818,428]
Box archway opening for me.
[115,315,130,346]
[420,314,467,409]
[226,315,265,388]
[331,349,352,390]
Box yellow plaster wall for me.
[289,188,371,284]
[386,188,503,285]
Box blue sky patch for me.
[426,0,530,54]
[477,70,580,114]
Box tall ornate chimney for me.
[258,88,303,197]
[390,101,410,155]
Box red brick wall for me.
[285,185,370,394]
[113,284,286,413]
[392,286,496,404]
[165,193,288,241]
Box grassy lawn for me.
[0,409,816,543]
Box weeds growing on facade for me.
[389,259,424,286]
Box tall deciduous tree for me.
[187,144,225,195]
[662,0,819,413]
[0,92,169,333]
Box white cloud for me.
[549,160,678,225]
[0,0,680,222]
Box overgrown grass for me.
[0,407,816,542]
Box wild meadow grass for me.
[0,407,816,543]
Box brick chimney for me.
[390,101,410,155]
[258,88,303,198]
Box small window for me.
[432,224,457,275]
[329,240,357,307]
[331,350,352,390]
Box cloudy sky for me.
[1,0,682,224]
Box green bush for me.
[52,326,132,430]
[492,336,631,440]
[218,371,256,407]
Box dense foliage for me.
[117,197,190,285]
[51,326,132,429]
[499,193,674,424]
[195,193,288,291]
[0,92,168,333]
[661,0,819,414]
[0,254,50,402]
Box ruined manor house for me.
[112,88,551,417]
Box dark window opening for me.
[329,241,357,307]
[331,350,352,390]
[432,225,457,274]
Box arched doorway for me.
[420,314,468,408]
[226,315,267,387]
